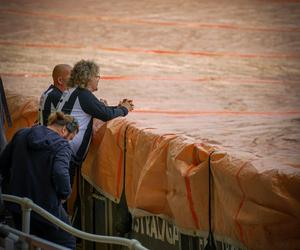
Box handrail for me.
[0,224,70,250]
[2,194,149,250]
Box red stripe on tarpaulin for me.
[132,110,300,116]
[0,8,299,33]
[1,40,300,59]
[184,169,201,229]
[0,41,84,49]
[101,76,300,84]
[93,45,300,59]
[1,72,299,85]
[234,162,248,245]
[99,76,300,85]
[271,0,300,2]
[0,73,49,78]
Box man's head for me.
[47,111,79,141]
[52,64,72,92]
[68,60,100,92]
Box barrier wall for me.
[4,92,300,250]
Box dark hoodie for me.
[0,125,72,223]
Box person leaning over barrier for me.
[0,111,79,249]
[38,64,72,125]
[57,59,134,187]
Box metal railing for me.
[0,224,70,250]
[2,194,148,250]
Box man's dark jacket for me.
[0,125,72,223]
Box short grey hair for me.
[68,60,99,88]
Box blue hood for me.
[27,125,64,151]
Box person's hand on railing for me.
[119,99,134,112]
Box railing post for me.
[20,198,33,250]
[21,198,32,234]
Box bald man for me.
[38,64,72,125]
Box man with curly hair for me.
[57,60,133,230]
[57,59,134,185]
[38,64,72,125]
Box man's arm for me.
[80,90,129,122]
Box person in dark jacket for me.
[38,64,72,125]
[0,111,79,249]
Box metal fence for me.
[1,194,148,250]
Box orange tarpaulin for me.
[4,92,300,250]
[4,92,38,140]
[82,118,300,250]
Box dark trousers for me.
[12,206,76,250]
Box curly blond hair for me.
[68,60,99,88]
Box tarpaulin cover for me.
[4,92,38,140]
[4,92,300,250]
